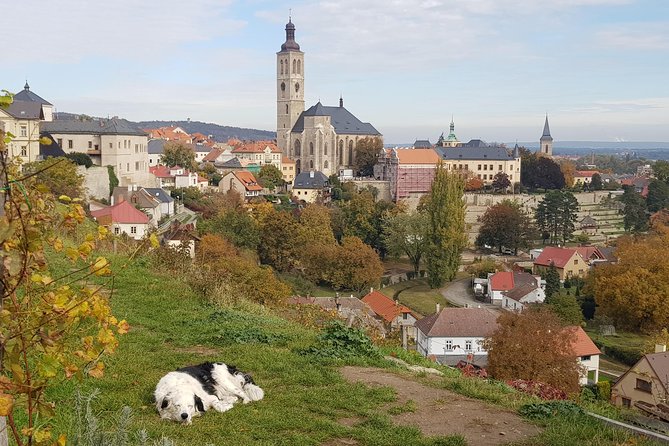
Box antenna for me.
[289,8,292,20]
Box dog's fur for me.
[154,362,264,424]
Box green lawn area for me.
[380,279,448,316]
[585,326,651,367]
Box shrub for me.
[597,380,612,401]
[518,401,584,420]
[506,379,568,400]
[593,341,642,366]
[302,320,381,360]
[65,152,93,168]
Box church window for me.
[297,60,301,74]
[348,141,354,166]
[280,60,283,75]
[292,59,296,73]
[294,139,301,156]
[295,159,301,174]
[285,104,289,114]
[324,142,328,155]
[309,142,314,155]
[309,160,314,169]
[295,83,300,92]
[324,160,329,169]
[338,140,344,165]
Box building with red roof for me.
[373,148,440,201]
[487,271,545,309]
[564,326,601,385]
[574,170,600,186]
[90,200,150,240]
[361,289,418,338]
[533,246,589,281]
[232,141,282,170]
[149,165,202,190]
[219,171,263,200]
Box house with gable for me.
[566,326,601,385]
[533,246,589,281]
[292,170,331,203]
[232,141,283,169]
[361,289,418,339]
[415,307,499,366]
[219,171,263,200]
[611,345,668,411]
[143,187,175,217]
[112,185,162,225]
[574,246,607,266]
[573,170,599,186]
[149,165,201,190]
[90,200,150,240]
[487,271,545,310]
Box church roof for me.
[541,115,553,140]
[14,83,52,106]
[291,102,381,136]
[280,18,301,52]
[436,146,519,161]
[42,118,147,136]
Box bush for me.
[302,320,381,360]
[597,380,612,401]
[280,273,316,296]
[593,341,642,366]
[518,401,584,420]
[65,152,93,168]
[506,379,568,400]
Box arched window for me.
[292,59,296,73]
[297,60,301,74]
[338,140,344,165]
[309,142,314,155]
[348,140,354,165]
[324,160,329,169]
[294,139,301,156]
[280,60,283,75]
[309,160,314,169]
[296,159,301,174]
[324,142,328,155]
[285,104,288,114]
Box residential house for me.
[566,326,601,385]
[42,117,151,186]
[0,83,56,162]
[415,307,499,367]
[112,186,161,226]
[361,290,417,339]
[611,345,668,410]
[143,125,192,143]
[143,187,175,217]
[574,246,606,266]
[533,246,589,281]
[487,271,545,310]
[90,200,150,240]
[436,144,522,187]
[287,295,385,336]
[621,177,651,197]
[163,223,199,259]
[149,165,201,190]
[215,158,261,176]
[219,171,263,200]
[281,156,296,186]
[579,216,598,234]
[232,141,282,169]
[192,143,211,163]
[148,139,165,167]
[292,170,331,203]
[202,146,235,166]
[574,170,599,186]
[374,148,439,201]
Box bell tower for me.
[277,17,304,155]
[540,114,553,157]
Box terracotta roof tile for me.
[534,247,580,269]
[565,326,601,357]
[394,148,440,165]
[90,200,149,224]
[575,170,600,177]
[415,307,499,337]
[232,141,281,154]
[233,171,262,191]
[489,271,514,291]
[361,290,412,323]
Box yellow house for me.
[281,156,296,185]
[292,171,330,204]
[533,246,589,281]
[611,347,668,410]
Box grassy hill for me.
[39,250,664,446]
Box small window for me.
[68,140,73,149]
[483,164,487,170]
[499,164,502,170]
[130,226,137,234]
[57,138,63,147]
[114,227,120,235]
[110,142,113,149]
[20,125,27,137]
[622,397,631,408]
[445,340,453,351]
[94,144,99,150]
[465,340,472,351]
[581,355,591,361]
[635,378,652,393]
[88,141,92,149]
[574,259,578,265]
[20,146,27,156]
[477,164,481,170]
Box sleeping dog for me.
[154,362,264,424]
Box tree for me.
[422,163,467,288]
[549,291,583,325]
[521,153,565,190]
[465,177,484,192]
[535,190,579,245]
[1,126,125,445]
[592,225,669,332]
[620,185,648,233]
[257,164,284,191]
[383,212,430,274]
[483,306,581,394]
[653,160,669,183]
[492,172,511,192]
[558,159,576,188]
[590,173,603,191]
[475,200,535,254]
[23,157,84,199]
[544,263,561,302]
[64,152,93,168]
[161,141,196,169]
[297,204,336,247]
[353,136,383,177]
[199,207,260,250]
[646,179,669,213]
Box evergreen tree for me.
[422,163,467,288]
[535,190,579,245]
[621,185,649,233]
[646,179,669,213]
[544,263,561,303]
[590,173,603,190]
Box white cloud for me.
[595,24,669,50]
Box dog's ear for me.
[161,398,169,409]
[194,394,205,412]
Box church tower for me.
[540,115,553,157]
[277,18,304,154]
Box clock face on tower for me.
[295,83,300,92]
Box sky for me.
[3,0,668,144]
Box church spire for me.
[449,115,455,133]
[280,16,300,52]
[339,94,343,107]
[541,114,552,139]
[24,80,30,91]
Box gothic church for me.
[276,18,382,175]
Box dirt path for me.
[338,367,541,446]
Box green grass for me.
[380,279,448,316]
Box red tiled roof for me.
[564,326,601,357]
[233,171,262,191]
[575,170,599,177]
[415,308,499,337]
[489,271,514,291]
[394,148,440,165]
[574,246,604,262]
[282,156,294,164]
[149,165,172,178]
[232,141,281,154]
[361,290,412,323]
[90,200,149,224]
[203,148,223,162]
[534,246,580,269]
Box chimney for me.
[370,287,374,294]
[395,300,399,307]
[436,303,441,313]
[310,170,314,178]
[655,344,667,353]
[339,96,344,107]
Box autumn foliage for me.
[592,224,669,332]
[483,306,581,394]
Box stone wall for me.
[79,165,111,201]
[351,179,392,202]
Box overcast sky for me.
[3,0,668,144]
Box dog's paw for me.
[244,384,265,402]
[211,400,234,413]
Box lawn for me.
[380,279,451,316]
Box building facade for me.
[436,145,521,186]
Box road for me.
[440,278,501,314]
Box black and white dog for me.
[154,362,264,424]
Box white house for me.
[566,326,601,385]
[415,307,499,367]
[112,186,161,226]
[90,200,150,240]
[487,271,545,310]
[219,171,263,200]
[149,165,200,190]
[143,188,175,217]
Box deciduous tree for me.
[23,157,84,199]
[161,141,196,169]
[383,212,429,274]
[521,153,565,190]
[590,173,603,191]
[422,163,467,287]
[646,179,669,213]
[549,291,583,325]
[653,160,669,183]
[475,200,535,254]
[257,164,284,191]
[353,136,383,177]
[492,172,511,192]
[258,209,300,271]
[484,306,581,394]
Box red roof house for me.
[90,201,150,240]
[361,290,418,338]
[533,247,589,280]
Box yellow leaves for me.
[64,364,79,379]
[0,392,14,416]
[88,362,105,379]
[57,434,67,446]
[117,319,130,335]
[37,354,61,379]
[31,273,53,286]
[39,135,53,145]
[91,256,111,276]
[58,195,71,203]
[97,225,109,240]
[32,427,52,444]
[150,232,159,248]
[10,362,25,384]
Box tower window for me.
[324,142,328,155]
[297,59,301,74]
[309,160,314,169]
[294,140,301,156]
[295,83,300,92]
[292,59,296,73]
[324,160,329,169]
[309,142,314,155]
[280,60,283,75]
[285,104,288,114]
